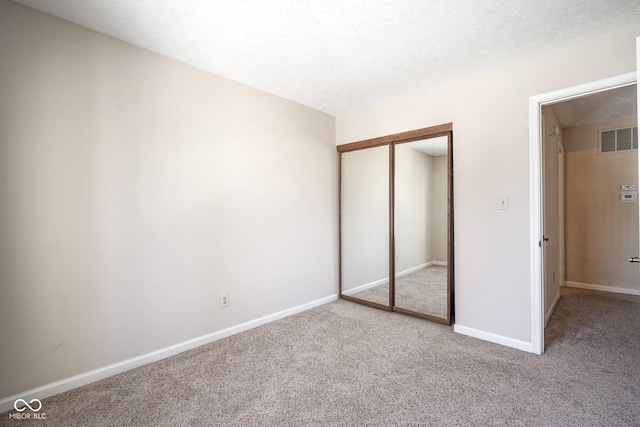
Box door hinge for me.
[539,236,549,247]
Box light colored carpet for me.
[348,280,390,306]
[2,287,639,426]
[350,265,448,318]
[395,265,447,317]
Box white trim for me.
[545,291,561,327]
[342,261,448,296]
[430,261,447,266]
[396,262,430,278]
[566,281,640,296]
[453,324,533,353]
[394,261,447,278]
[0,293,338,414]
[529,71,637,355]
[529,95,544,354]
[342,278,388,296]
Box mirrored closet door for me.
[338,124,454,324]
[393,135,452,323]
[340,144,391,310]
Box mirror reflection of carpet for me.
[351,265,447,318]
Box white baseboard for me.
[0,294,338,414]
[343,261,448,296]
[453,324,533,353]
[566,281,640,296]
[394,261,447,278]
[395,262,430,278]
[545,291,560,327]
[342,278,388,296]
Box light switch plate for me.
[499,195,509,210]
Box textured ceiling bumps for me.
[12,0,640,115]
[551,85,638,128]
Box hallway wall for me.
[564,117,639,294]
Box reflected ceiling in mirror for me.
[407,135,448,156]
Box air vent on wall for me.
[599,126,638,154]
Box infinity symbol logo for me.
[14,398,42,412]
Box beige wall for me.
[395,145,433,272]
[564,117,639,291]
[431,155,448,263]
[0,1,337,399]
[337,25,640,345]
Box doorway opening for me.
[529,72,637,354]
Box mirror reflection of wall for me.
[340,145,390,307]
[394,136,449,319]
[337,123,453,324]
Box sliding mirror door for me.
[340,145,391,309]
[338,123,453,321]
[393,135,452,324]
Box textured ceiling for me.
[409,136,448,157]
[550,84,637,128]
[12,0,640,115]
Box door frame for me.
[557,140,565,291]
[528,71,637,354]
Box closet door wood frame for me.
[337,122,453,324]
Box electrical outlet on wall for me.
[220,293,229,308]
